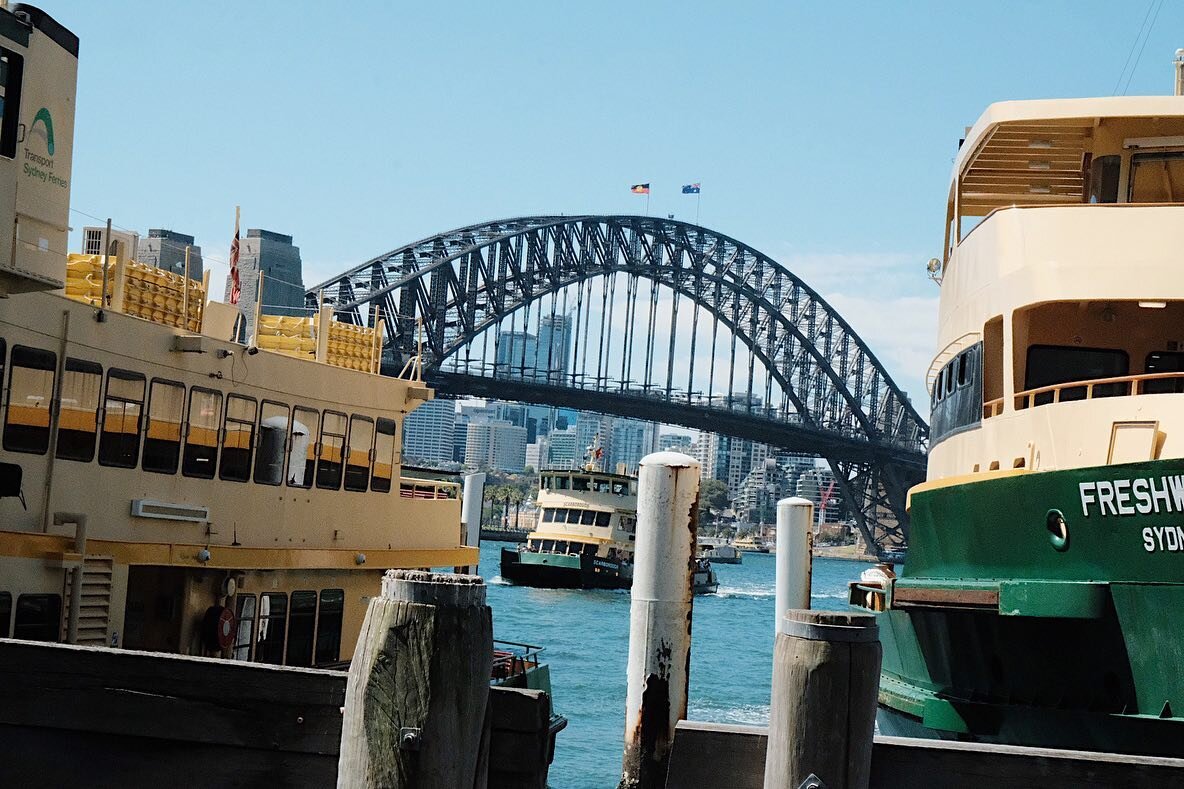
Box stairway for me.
[62,556,114,645]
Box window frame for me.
[288,406,320,489]
[13,593,61,642]
[4,345,56,455]
[255,592,288,665]
[142,378,186,474]
[344,414,375,492]
[370,417,396,493]
[182,386,223,479]
[314,588,345,665]
[55,357,102,462]
[316,410,348,491]
[285,590,318,667]
[254,399,290,486]
[219,393,258,483]
[0,591,10,638]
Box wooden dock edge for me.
[665,720,1184,789]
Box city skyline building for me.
[464,419,528,473]
[138,228,204,281]
[402,398,456,466]
[223,228,306,339]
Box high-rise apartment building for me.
[465,420,528,473]
[402,398,456,465]
[536,313,573,382]
[138,229,203,280]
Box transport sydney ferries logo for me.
[1078,476,1184,552]
[24,107,67,189]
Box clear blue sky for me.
[58,0,1184,401]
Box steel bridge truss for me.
[307,216,929,558]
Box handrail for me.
[1013,371,1184,411]
[982,397,1004,419]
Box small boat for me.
[491,639,568,752]
[698,536,743,564]
[692,558,719,594]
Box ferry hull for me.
[499,548,631,590]
[873,458,1184,758]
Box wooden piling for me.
[763,610,881,789]
[337,569,492,789]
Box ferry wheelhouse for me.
[0,6,474,667]
[499,469,637,590]
[853,79,1184,755]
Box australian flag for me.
[681,183,701,194]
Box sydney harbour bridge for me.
[306,216,929,560]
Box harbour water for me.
[482,541,874,788]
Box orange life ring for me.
[202,605,237,652]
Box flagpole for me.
[646,192,650,217]
[696,191,701,226]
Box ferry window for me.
[0,591,10,638]
[219,395,257,483]
[56,358,102,462]
[1143,352,1184,394]
[612,482,627,495]
[566,510,582,524]
[344,415,374,492]
[233,594,256,661]
[1025,345,1129,404]
[580,510,596,525]
[543,509,556,523]
[555,541,568,554]
[4,346,55,454]
[182,388,222,478]
[286,590,317,667]
[556,475,570,490]
[255,593,287,665]
[957,353,969,387]
[1129,151,1184,203]
[541,476,551,490]
[541,539,555,552]
[371,418,396,493]
[0,48,24,160]
[254,401,290,485]
[13,593,60,641]
[143,380,185,474]
[596,512,611,527]
[573,476,589,491]
[287,407,319,488]
[583,543,597,556]
[316,411,347,490]
[1089,155,1120,204]
[315,589,345,664]
[98,369,146,468]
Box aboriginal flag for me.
[630,183,650,194]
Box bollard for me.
[620,451,701,789]
[774,497,813,634]
[763,610,881,789]
[460,472,486,573]
[338,570,493,789]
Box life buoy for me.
[202,605,237,652]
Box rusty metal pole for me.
[620,451,701,789]
[774,497,814,634]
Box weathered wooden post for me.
[338,569,492,789]
[763,610,881,789]
[620,451,701,789]
[774,496,813,634]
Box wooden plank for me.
[664,722,1184,789]
[0,639,346,755]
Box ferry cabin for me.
[0,289,472,664]
[526,470,638,559]
[926,97,1184,483]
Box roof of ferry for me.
[954,95,1184,178]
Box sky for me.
[56,0,1184,404]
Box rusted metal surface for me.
[620,452,701,789]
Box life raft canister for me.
[202,605,237,651]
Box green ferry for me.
[852,76,1184,756]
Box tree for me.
[698,478,731,525]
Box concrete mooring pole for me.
[620,451,701,789]
[338,570,492,789]
[774,497,814,634]
[460,472,486,574]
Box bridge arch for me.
[307,216,929,558]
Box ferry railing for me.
[1011,371,1184,412]
[490,638,544,682]
[982,397,1004,418]
[397,479,460,500]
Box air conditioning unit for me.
[130,499,209,523]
